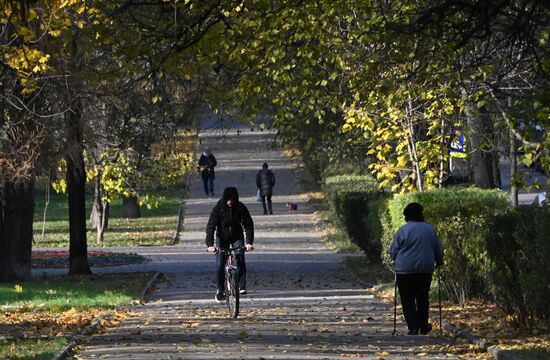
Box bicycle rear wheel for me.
[226,269,239,318]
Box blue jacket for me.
[390,221,444,274]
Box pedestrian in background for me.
[256,162,276,215]
[198,148,217,196]
[390,202,444,335]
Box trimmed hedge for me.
[486,206,550,329]
[323,175,387,260]
[323,176,550,327]
[380,187,510,305]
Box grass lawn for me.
[0,273,153,359]
[0,338,67,360]
[33,187,184,247]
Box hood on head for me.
[403,202,424,222]
[262,162,268,169]
[222,187,239,202]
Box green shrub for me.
[324,175,380,187]
[323,175,387,260]
[322,163,372,179]
[380,187,510,305]
[486,206,550,329]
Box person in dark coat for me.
[255,162,276,215]
[389,202,444,335]
[198,148,217,196]
[206,187,254,302]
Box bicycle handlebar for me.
[215,246,248,254]
[207,245,251,254]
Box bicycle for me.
[216,246,245,318]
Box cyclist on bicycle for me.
[206,186,254,302]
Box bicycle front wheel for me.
[226,268,239,318]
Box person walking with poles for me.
[389,202,444,335]
[206,187,254,302]
[198,148,217,196]
[256,162,276,215]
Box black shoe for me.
[407,329,419,335]
[263,210,268,215]
[215,290,224,303]
[210,192,215,197]
[420,324,432,335]
[268,210,273,215]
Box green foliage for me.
[486,206,550,329]
[344,82,462,193]
[86,146,193,208]
[322,161,372,179]
[324,175,380,188]
[323,175,387,260]
[207,0,550,194]
[380,187,510,304]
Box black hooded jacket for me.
[205,187,254,248]
[256,167,276,196]
[198,153,217,180]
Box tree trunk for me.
[90,174,109,243]
[0,186,16,281]
[464,106,495,188]
[439,118,448,188]
[492,148,502,188]
[65,107,91,275]
[122,195,141,218]
[0,181,34,281]
[405,95,423,191]
[66,152,91,274]
[90,178,101,231]
[90,202,109,243]
[510,128,519,206]
[102,202,109,234]
[65,24,90,275]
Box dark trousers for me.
[396,273,432,332]
[261,194,272,213]
[215,240,246,291]
[202,177,214,195]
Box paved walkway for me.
[71,119,457,359]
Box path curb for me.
[139,271,163,302]
[443,321,520,360]
[50,271,163,360]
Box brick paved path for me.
[71,119,457,359]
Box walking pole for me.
[384,262,398,335]
[393,271,398,336]
[438,271,442,336]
